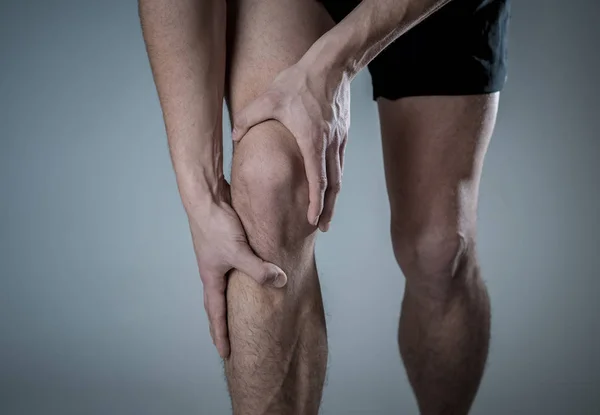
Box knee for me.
[391,222,472,285]
[231,120,314,256]
[232,121,306,206]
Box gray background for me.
[1,0,598,414]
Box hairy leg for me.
[378,94,499,415]
[227,121,327,415]
[224,1,333,413]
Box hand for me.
[231,60,350,232]
[188,181,287,358]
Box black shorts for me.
[316,0,511,100]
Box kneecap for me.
[231,120,313,252]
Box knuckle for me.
[310,138,325,156]
[256,271,270,285]
[330,180,342,193]
[320,121,332,137]
[310,122,326,139]
[315,175,328,191]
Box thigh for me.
[225,0,333,262]
[225,0,334,116]
[378,94,499,240]
[317,0,511,101]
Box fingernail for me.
[272,272,287,288]
[321,222,330,232]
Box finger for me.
[232,93,277,142]
[203,279,230,359]
[318,145,342,232]
[203,291,215,342]
[339,136,347,172]
[298,136,327,226]
[233,244,287,288]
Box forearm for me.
[139,0,226,213]
[304,0,452,79]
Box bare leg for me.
[226,120,328,415]
[378,94,499,415]
[224,1,333,413]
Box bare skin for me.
[141,0,500,413]
[138,0,288,361]
[224,1,332,413]
[225,1,499,409]
[379,93,498,414]
[226,121,328,415]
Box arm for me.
[138,0,225,211]
[304,0,453,79]
[231,0,453,231]
[138,0,287,359]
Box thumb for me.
[232,93,276,142]
[233,244,288,288]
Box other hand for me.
[188,181,287,358]
[232,61,350,232]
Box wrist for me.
[302,0,412,81]
[300,33,356,83]
[174,160,228,216]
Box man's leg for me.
[378,93,499,414]
[224,1,333,413]
[227,121,327,414]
